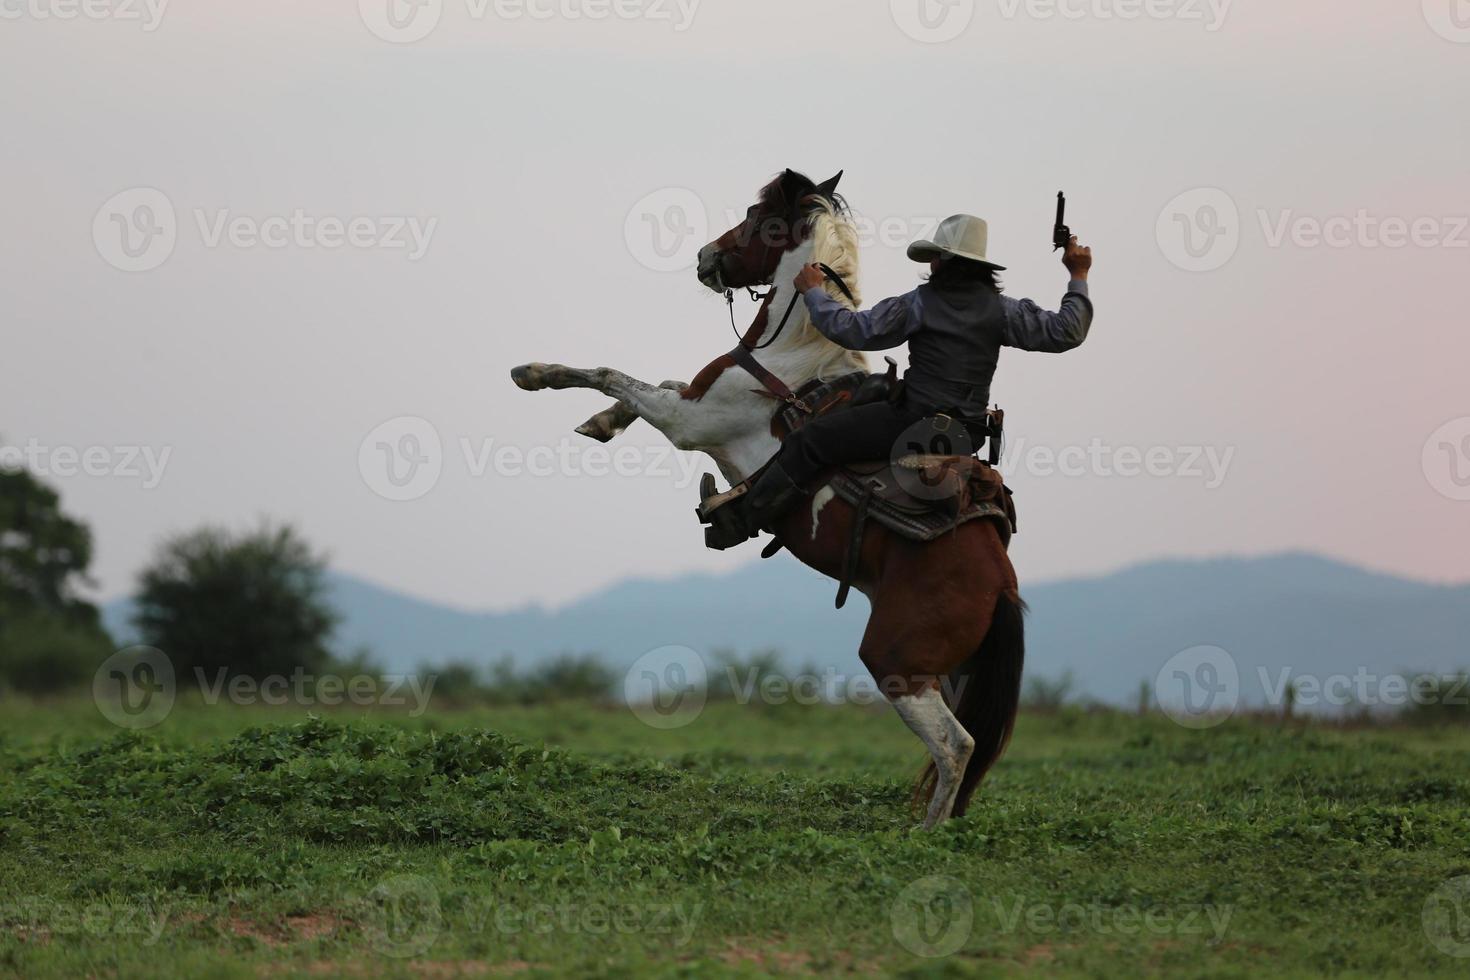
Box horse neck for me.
[748,241,868,382]
[707,211,867,485]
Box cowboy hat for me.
[907,214,1006,270]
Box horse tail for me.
[914,591,1027,817]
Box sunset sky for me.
[5,1,1467,610]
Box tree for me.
[0,466,101,628]
[133,523,339,679]
[0,466,112,693]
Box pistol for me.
[1052,191,1070,251]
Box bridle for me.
[715,259,860,413]
[724,262,857,351]
[711,191,861,410]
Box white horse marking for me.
[809,485,836,540]
[512,200,867,487]
[891,688,976,829]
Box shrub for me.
[132,523,338,679]
[0,611,112,694]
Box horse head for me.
[696,169,846,294]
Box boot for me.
[696,463,805,551]
[745,461,804,528]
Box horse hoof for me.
[574,420,615,443]
[511,364,546,391]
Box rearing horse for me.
[511,169,1024,827]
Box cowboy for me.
[702,214,1093,550]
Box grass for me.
[1,698,1468,977]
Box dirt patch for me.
[713,937,864,974]
[411,962,538,977]
[1019,943,1056,965]
[287,913,344,941]
[224,916,288,948]
[257,960,542,978]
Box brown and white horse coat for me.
[512,170,1024,827]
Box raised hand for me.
[1062,236,1092,279]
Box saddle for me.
[766,365,1019,608]
[818,453,1015,608]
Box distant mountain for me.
[102,553,1470,709]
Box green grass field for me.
[2,697,1468,977]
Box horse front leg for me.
[511,363,699,449]
[575,382,687,443]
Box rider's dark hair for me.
[925,257,1003,293]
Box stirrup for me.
[697,474,756,551]
[695,473,749,523]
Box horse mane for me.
[758,172,858,303]
[790,199,869,381]
[804,198,862,309]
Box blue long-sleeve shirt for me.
[801,279,1093,414]
[802,280,1093,353]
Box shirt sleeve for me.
[801,286,923,352]
[1000,280,1094,352]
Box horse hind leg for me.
[891,686,975,829]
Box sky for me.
[4,1,1468,611]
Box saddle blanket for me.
[823,454,1016,545]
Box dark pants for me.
[776,401,927,485]
[775,400,991,486]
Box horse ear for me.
[814,170,844,198]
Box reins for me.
[725,262,856,351]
